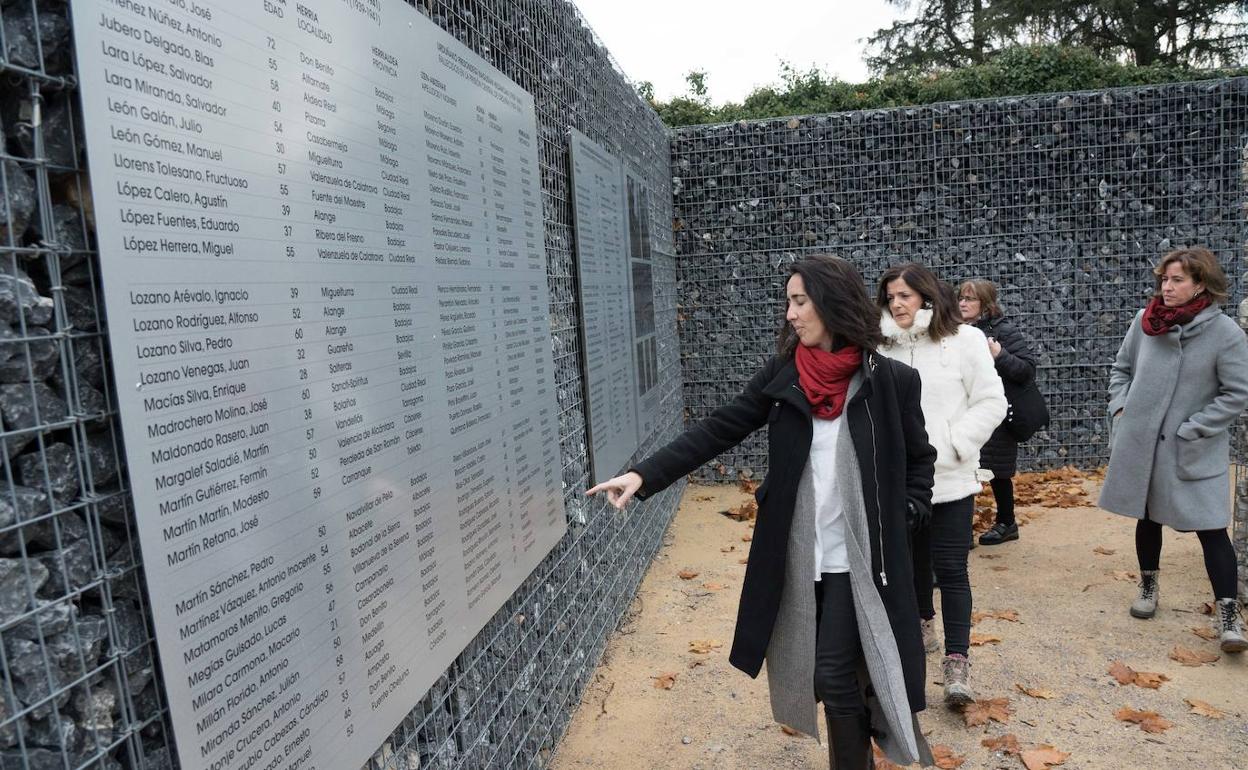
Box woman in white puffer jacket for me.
[876,263,1006,707]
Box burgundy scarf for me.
[1141,294,1212,336]
[794,343,861,420]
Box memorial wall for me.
[0,0,680,768]
[74,1,572,767]
[671,80,1248,478]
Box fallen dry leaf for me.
[931,744,965,769]
[972,609,1020,623]
[962,698,1013,727]
[1191,626,1219,641]
[688,639,722,654]
[741,533,753,542]
[1020,744,1070,770]
[872,745,905,769]
[738,558,749,564]
[1009,467,1094,510]
[1015,683,1056,699]
[1115,707,1173,733]
[970,632,1003,646]
[1199,601,1215,615]
[1132,671,1169,689]
[1107,661,1135,685]
[981,733,1021,755]
[1185,698,1225,719]
[737,478,759,495]
[701,582,726,591]
[779,724,800,737]
[1109,570,1138,582]
[1108,661,1169,689]
[720,545,736,553]
[1169,645,1219,667]
[1092,546,1116,556]
[677,569,699,580]
[990,566,1009,572]
[977,553,1001,560]
[686,659,704,670]
[721,500,757,522]
[651,672,677,690]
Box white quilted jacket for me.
[879,309,1007,503]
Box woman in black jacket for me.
[957,279,1038,545]
[588,256,937,770]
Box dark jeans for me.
[814,573,866,718]
[1135,516,1238,599]
[989,476,1015,527]
[912,495,974,656]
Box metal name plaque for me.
[567,128,639,485]
[71,1,566,768]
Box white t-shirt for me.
[810,416,849,577]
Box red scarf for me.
[794,343,861,420]
[1141,294,1212,336]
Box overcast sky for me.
[570,0,906,103]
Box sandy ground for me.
[551,477,1248,770]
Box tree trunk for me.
[971,0,987,65]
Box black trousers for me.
[989,476,1015,527]
[912,495,975,656]
[814,573,866,718]
[1135,515,1238,599]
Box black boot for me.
[979,520,1019,545]
[825,712,871,770]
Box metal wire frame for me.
[0,0,181,765]
[0,0,681,768]
[672,79,1248,480]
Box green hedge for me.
[655,45,1248,127]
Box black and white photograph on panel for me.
[626,172,661,440]
[568,128,643,483]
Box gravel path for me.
[552,477,1248,769]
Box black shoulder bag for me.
[1002,375,1049,442]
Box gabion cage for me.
[0,1,683,768]
[672,79,1248,480]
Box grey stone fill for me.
[0,263,54,328]
[17,443,78,501]
[0,382,67,430]
[671,79,1248,479]
[0,326,60,384]
[0,161,36,246]
[0,0,71,72]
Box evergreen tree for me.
[867,0,1248,73]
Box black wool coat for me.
[633,352,936,711]
[973,315,1038,477]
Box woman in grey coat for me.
[1098,247,1248,652]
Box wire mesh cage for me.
[672,79,1248,480]
[0,0,683,768]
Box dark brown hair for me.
[778,255,884,357]
[959,279,1003,319]
[876,262,962,341]
[1153,246,1229,303]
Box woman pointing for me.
[588,255,937,769]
